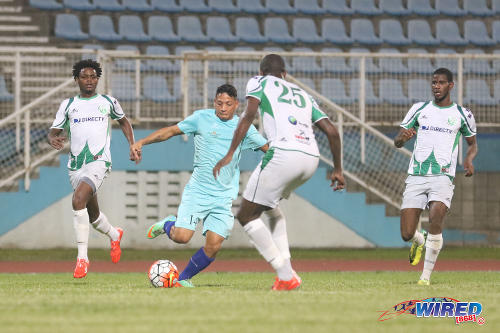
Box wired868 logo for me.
[378,297,485,325]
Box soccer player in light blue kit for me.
[131,84,268,287]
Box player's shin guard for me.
[420,233,443,281]
[243,218,293,281]
[178,247,214,281]
[73,208,90,260]
[266,207,291,260]
[91,212,120,241]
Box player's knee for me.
[204,243,221,258]
[72,193,87,210]
[401,229,414,242]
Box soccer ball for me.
[148,260,179,288]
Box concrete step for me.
[0,36,48,43]
[0,25,39,31]
[0,6,22,13]
[0,15,31,22]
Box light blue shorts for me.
[176,188,234,239]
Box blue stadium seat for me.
[237,0,268,14]
[294,77,316,91]
[351,19,382,45]
[379,19,410,46]
[493,50,500,73]
[408,78,431,102]
[408,19,440,46]
[55,14,88,41]
[436,20,467,46]
[495,80,500,103]
[349,48,381,74]
[350,79,380,105]
[321,78,355,105]
[207,17,239,43]
[148,16,180,43]
[235,17,267,43]
[323,0,353,15]
[408,0,438,15]
[229,77,249,102]
[380,0,409,15]
[205,46,232,73]
[181,0,211,13]
[114,45,140,71]
[493,21,500,43]
[290,48,323,74]
[351,0,382,15]
[380,79,410,105]
[464,49,495,75]
[89,15,122,42]
[177,16,210,43]
[264,18,296,44]
[209,0,239,13]
[378,48,409,74]
[436,0,466,16]
[464,0,492,16]
[143,75,177,103]
[435,48,458,72]
[295,0,325,14]
[407,48,434,74]
[321,47,354,74]
[119,16,151,42]
[111,74,138,101]
[29,0,63,10]
[464,79,496,106]
[321,19,353,45]
[494,0,500,14]
[265,0,296,14]
[293,18,325,44]
[82,44,103,60]
[464,20,495,46]
[63,0,95,10]
[94,0,124,11]
[175,46,203,71]
[145,45,178,72]
[207,76,227,97]
[151,0,182,12]
[122,0,152,11]
[0,75,13,102]
[232,46,259,73]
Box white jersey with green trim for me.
[50,94,125,171]
[400,101,476,178]
[246,75,328,156]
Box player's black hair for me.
[260,54,286,76]
[72,59,102,79]
[433,68,453,82]
[215,84,237,99]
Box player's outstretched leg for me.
[147,215,177,239]
[418,233,443,285]
[175,247,215,288]
[73,208,90,278]
[409,229,428,266]
[91,212,123,263]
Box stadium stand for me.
[321,78,355,105]
[89,15,121,42]
[111,73,138,101]
[464,20,495,46]
[114,45,140,71]
[379,78,410,105]
[237,0,268,14]
[436,0,466,16]
[148,16,181,43]
[63,0,95,11]
[464,0,493,16]
[408,19,440,46]
[265,0,297,14]
[408,0,438,15]
[351,0,383,15]
[435,48,458,72]
[293,18,325,44]
[408,78,432,102]
[209,0,240,14]
[321,18,353,45]
[323,0,354,15]
[436,20,468,46]
[55,14,88,41]
[177,16,210,43]
[294,0,325,15]
[379,19,411,46]
[350,19,382,45]
[264,18,296,44]
[232,46,259,73]
[349,79,380,105]
[0,76,14,102]
[295,77,316,91]
[321,47,354,74]
[119,15,151,42]
[495,80,500,103]
[122,0,152,12]
[207,17,239,43]
[378,48,409,74]
[143,75,177,103]
[175,46,203,71]
[29,0,63,10]
[494,0,500,14]
[94,0,124,12]
[493,50,500,72]
[380,0,410,16]
[464,79,497,106]
[407,48,434,74]
[205,46,233,73]
[151,0,182,12]
[290,47,323,74]
[493,20,500,43]
[82,44,104,60]
[235,17,267,44]
[464,49,495,75]
[145,45,177,72]
[349,48,381,73]
[181,0,212,13]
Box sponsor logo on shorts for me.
[288,116,297,125]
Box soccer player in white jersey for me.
[214,54,345,291]
[394,68,478,285]
[48,59,135,278]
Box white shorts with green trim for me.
[401,175,455,210]
[69,161,110,193]
[243,148,319,208]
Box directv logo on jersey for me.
[415,301,484,325]
[73,116,106,124]
[420,125,453,134]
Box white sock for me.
[91,212,119,241]
[73,208,90,261]
[411,230,425,246]
[420,233,443,281]
[265,207,292,268]
[243,218,293,281]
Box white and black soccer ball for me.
[148,260,179,288]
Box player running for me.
[394,68,478,285]
[48,59,135,278]
[131,84,268,287]
[213,54,345,291]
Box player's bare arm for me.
[117,116,136,163]
[47,128,65,150]
[315,118,345,191]
[213,97,259,178]
[130,125,183,163]
[394,127,416,148]
[464,135,478,177]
